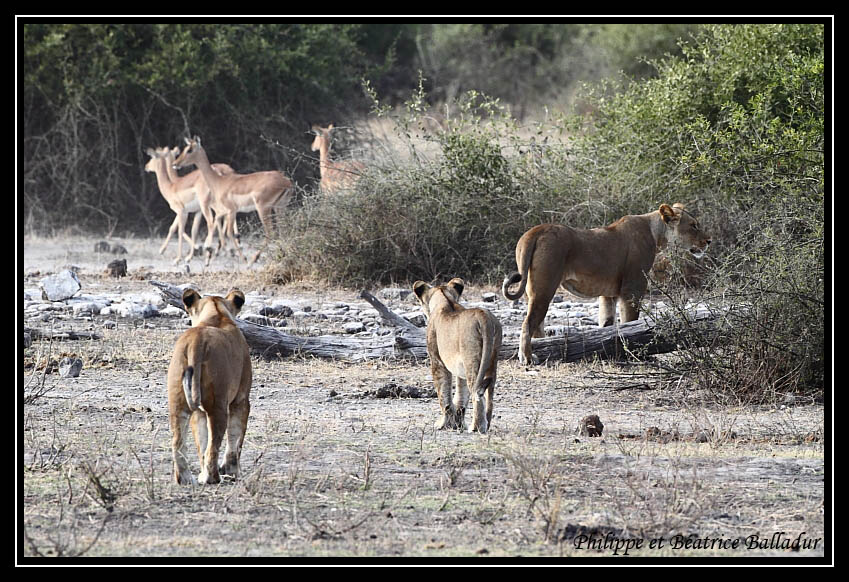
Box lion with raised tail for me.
[503,203,710,365]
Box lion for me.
[413,278,503,433]
[166,288,252,485]
[502,203,711,365]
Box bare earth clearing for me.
[20,235,826,562]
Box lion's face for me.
[663,203,711,259]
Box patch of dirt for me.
[19,236,826,561]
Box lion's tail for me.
[182,341,204,412]
[501,230,538,301]
[473,320,496,397]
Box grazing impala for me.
[310,124,365,192]
[173,136,294,265]
[144,147,235,264]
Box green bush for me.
[272,24,825,400]
[571,23,825,400]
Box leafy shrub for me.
[572,23,825,400]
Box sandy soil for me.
[20,235,827,563]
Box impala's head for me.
[173,136,204,170]
[310,124,333,152]
[144,147,169,173]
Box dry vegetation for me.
[20,237,825,561]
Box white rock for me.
[39,270,81,302]
[343,321,366,334]
[402,311,426,327]
[110,302,159,319]
[160,305,186,318]
[59,357,83,378]
[380,287,412,301]
[72,302,105,316]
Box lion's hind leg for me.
[452,376,469,431]
[170,408,196,485]
[432,361,458,430]
[220,397,249,479]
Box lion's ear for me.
[225,289,246,313]
[412,281,429,300]
[182,288,201,312]
[447,278,465,299]
[659,204,677,223]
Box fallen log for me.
[149,280,721,363]
[25,326,102,342]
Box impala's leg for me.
[160,214,180,255]
[256,204,274,240]
[175,209,191,264]
[225,212,247,263]
[188,212,203,254]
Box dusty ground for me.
[19,235,827,563]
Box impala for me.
[310,124,365,192]
[161,147,242,257]
[145,147,234,263]
[173,136,294,265]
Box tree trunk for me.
[150,281,718,363]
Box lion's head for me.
[661,203,711,259]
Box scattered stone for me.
[105,259,127,278]
[40,270,81,302]
[106,302,158,318]
[259,304,294,318]
[72,301,106,316]
[402,311,426,327]
[645,426,681,443]
[159,305,186,318]
[110,244,127,255]
[577,414,604,437]
[242,313,288,328]
[23,331,31,349]
[58,357,83,378]
[481,292,497,302]
[343,321,366,334]
[359,383,436,399]
[94,241,111,253]
[380,287,412,301]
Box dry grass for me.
[20,239,826,561]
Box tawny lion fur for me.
[502,203,710,365]
[413,278,503,434]
[167,288,252,485]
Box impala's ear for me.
[328,123,334,131]
[184,136,192,145]
[145,147,156,157]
